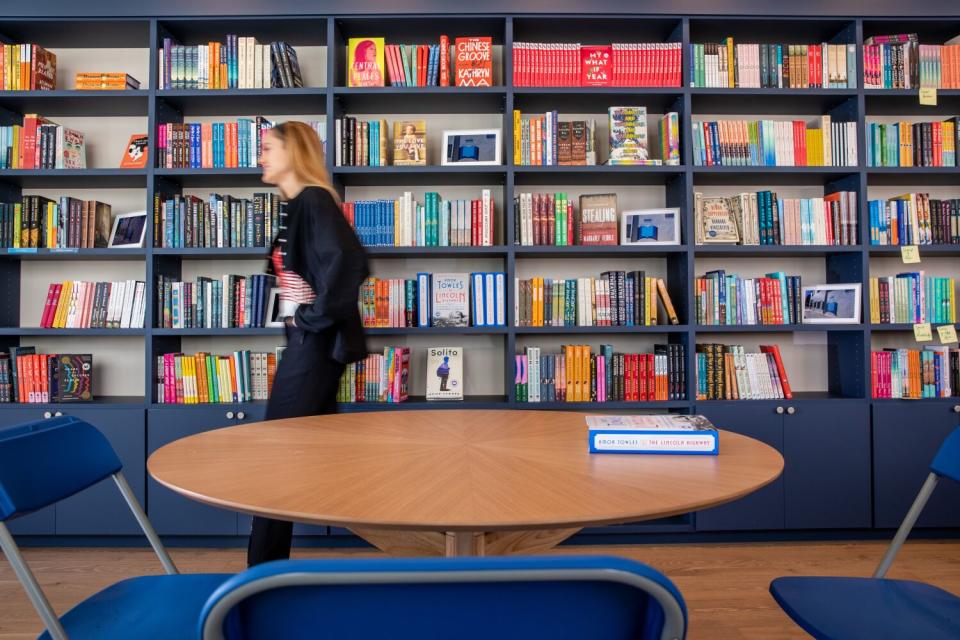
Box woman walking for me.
[249,121,369,566]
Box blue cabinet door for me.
[784,402,871,529]
[55,408,146,535]
[147,407,242,535]
[874,403,960,529]
[695,403,785,531]
[0,409,58,534]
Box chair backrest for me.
[199,555,687,640]
[0,416,122,521]
[931,425,960,484]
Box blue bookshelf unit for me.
[1,5,959,543]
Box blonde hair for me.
[268,121,340,203]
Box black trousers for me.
[247,323,345,567]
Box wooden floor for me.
[2,540,958,639]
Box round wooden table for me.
[148,409,783,557]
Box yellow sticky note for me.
[919,87,937,106]
[900,245,921,264]
[938,324,958,344]
[913,322,933,342]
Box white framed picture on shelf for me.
[620,208,680,245]
[265,288,284,327]
[108,211,147,248]
[801,284,861,324]
[441,129,501,165]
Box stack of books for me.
[871,347,958,398]
[696,343,793,400]
[154,192,283,248]
[336,347,410,403]
[159,36,302,89]
[156,351,276,403]
[695,191,858,246]
[40,280,146,329]
[865,119,958,167]
[157,119,323,168]
[74,73,140,90]
[869,273,956,324]
[1,44,56,90]
[693,117,857,166]
[696,271,802,325]
[868,193,960,246]
[515,343,686,402]
[512,42,682,87]
[690,40,856,88]
[0,349,92,403]
[0,197,112,249]
[343,190,494,247]
[0,114,85,169]
[515,271,679,327]
[156,274,276,329]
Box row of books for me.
[74,73,140,90]
[40,280,146,329]
[1,44,57,91]
[514,272,679,327]
[865,120,958,168]
[862,33,960,89]
[514,192,602,247]
[156,351,276,404]
[515,344,687,402]
[513,112,596,166]
[361,272,506,328]
[382,41,449,87]
[696,343,793,400]
[871,347,958,399]
[692,118,857,167]
[0,197,111,249]
[869,274,957,324]
[0,349,92,403]
[159,118,267,169]
[696,271,802,326]
[348,37,491,88]
[159,37,303,90]
[333,117,417,167]
[0,115,85,169]
[690,42,857,89]
[336,347,411,403]
[868,194,960,246]
[511,42,682,88]
[694,191,858,247]
[341,190,495,247]
[156,274,277,329]
[153,192,284,249]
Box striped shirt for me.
[272,206,315,315]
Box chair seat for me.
[770,576,960,640]
[38,573,230,640]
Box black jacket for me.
[267,187,369,364]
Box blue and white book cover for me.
[587,414,719,455]
[431,272,470,327]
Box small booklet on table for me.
[586,415,719,455]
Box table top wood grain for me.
[148,409,784,532]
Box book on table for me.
[586,414,719,455]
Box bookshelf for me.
[1,11,959,539]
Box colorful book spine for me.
[868,194,960,246]
[155,351,276,403]
[155,274,276,329]
[692,118,857,167]
[156,119,323,169]
[865,119,959,167]
[690,42,856,88]
[869,274,956,324]
[512,42,681,87]
[871,347,959,399]
[695,272,802,325]
[695,343,793,400]
[336,347,411,403]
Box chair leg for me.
[0,522,68,640]
[873,472,939,579]
[112,472,178,575]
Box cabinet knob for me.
[54,411,63,417]
[237,411,246,420]
[775,406,785,414]
[42,411,52,419]
[953,405,960,414]
[226,411,235,419]
[786,406,796,415]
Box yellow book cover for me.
[54,281,72,328]
[564,344,575,401]
[347,37,385,87]
[581,345,590,402]
[379,118,388,166]
[725,37,735,87]
[392,120,426,165]
[513,109,521,164]
[46,202,55,248]
[870,278,879,323]
[12,203,20,247]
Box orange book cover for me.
[120,133,148,169]
[454,37,493,87]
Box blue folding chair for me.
[770,425,960,639]
[199,555,687,639]
[0,416,229,640]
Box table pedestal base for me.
[349,527,580,557]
